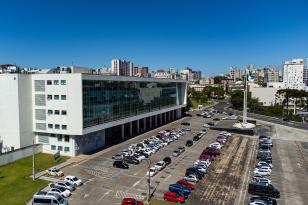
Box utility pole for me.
[146,159,151,204]
[32,136,35,181]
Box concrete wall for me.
[0,144,42,166]
[250,87,279,106]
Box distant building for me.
[264,68,279,83]
[229,67,243,81]
[191,71,202,82]
[133,66,149,77]
[303,68,308,86]
[153,69,170,79]
[283,59,305,89]
[250,87,279,106]
[199,77,214,85]
[111,59,133,76]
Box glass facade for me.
[82,80,184,128]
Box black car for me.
[248,182,280,198]
[136,151,149,158]
[186,168,204,178]
[186,140,193,147]
[259,135,270,140]
[208,122,215,126]
[185,170,203,180]
[181,122,190,126]
[163,156,172,165]
[193,135,201,141]
[113,161,129,169]
[124,156,139,165]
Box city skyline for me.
[1,0,308,75]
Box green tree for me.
[230,90,244,109]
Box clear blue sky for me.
[1,0,308,75]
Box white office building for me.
[0,72,187,156]
[283,59,305,89]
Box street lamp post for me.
[146,158,151,204]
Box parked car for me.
[124,156,140,165]
[178,146,185,153]
[147,167,158,177]
[173,149,180,157]
[155,161,166,171]
[249,196,277,205]
[186,140,193,147]
[45,168,64,177]
[64,175,83,187]
[50,186,71,198]
[252,177,272,185]
[163,157,172,165]
[113,161,129,169]
[50,181,75,192]
[33,191,69,205]
[248,182,280,198]
[163,191,185,204]
[176,179,195,190]
[254,168,271,176]
[183,174,199,183]
[112,154,124,160]
[169,184,191,197]
[181,122,190,126]
[121,198,144,205]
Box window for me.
[61,95,66,100]
[55,110,60,115]
[51,145,56,150]
[58,146,63,151]
[47,110,53,115]
[61,110,67,115]
[34,80,45,91]
[48,124,53,129]
[64,135,70,142]
[61,80,66,85]
[55,124,60,129]
[57,135,62,141]
[47,95,52,100]
[54,80,59,85]
[62,125,67,130]
[54,95,59,100]
[64,147,70,152]
[50,133,56,137]
[47,80,52,85]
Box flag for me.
[246,68,254,82]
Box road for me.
[214,101,308,130]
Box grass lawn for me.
[149,199,175,205]
[0,153,69,205]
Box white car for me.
[147,167,158,177]
[209,142,222,149]
[183,174,199,183]
[49,187,71,198]
[193,165,207,173]
[154,161,166,171]
[194,159,211,167]
[203,124,211,128]
[45,167,64,177]
[255,166,272,173]
[172,150,180,157]
[219,131,231,137]
[252,177,271,184]
[133,154,145,162]
[257,161,273,168]
[65,175,83,186]
[254,169,270,176]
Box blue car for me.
[169,183,191,197]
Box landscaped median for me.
[0,153,69,205]
[149,199,174,205]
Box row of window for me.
[48,124,67,130]
[47,80,66,85]
[47,95,66,100]
[48,110,67,115]
[51,145,70,152]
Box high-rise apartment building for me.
[283,59,305,89]
[264,68,279,83]
[111,59,133,76]
[229,67,243,81]
[304,68,308,86]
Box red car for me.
[121,198,144,205]
[216,138,226,144]
[199,154,214,162]
[203,147,220,156]
[163,191,185,204]
[176,179,195,190]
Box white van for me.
[33,191,68,205]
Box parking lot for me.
[43,110,308,205]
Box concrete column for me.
[155,115,158,127]
[171,110,174,120]
[168,111,171,121]
[121,124,125,140]
[160,113,163,125]
[137,120,140,133]
[150,116,152,129]
[129,121,133,137]
[164,112,167,124]
[144,118,146,131]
